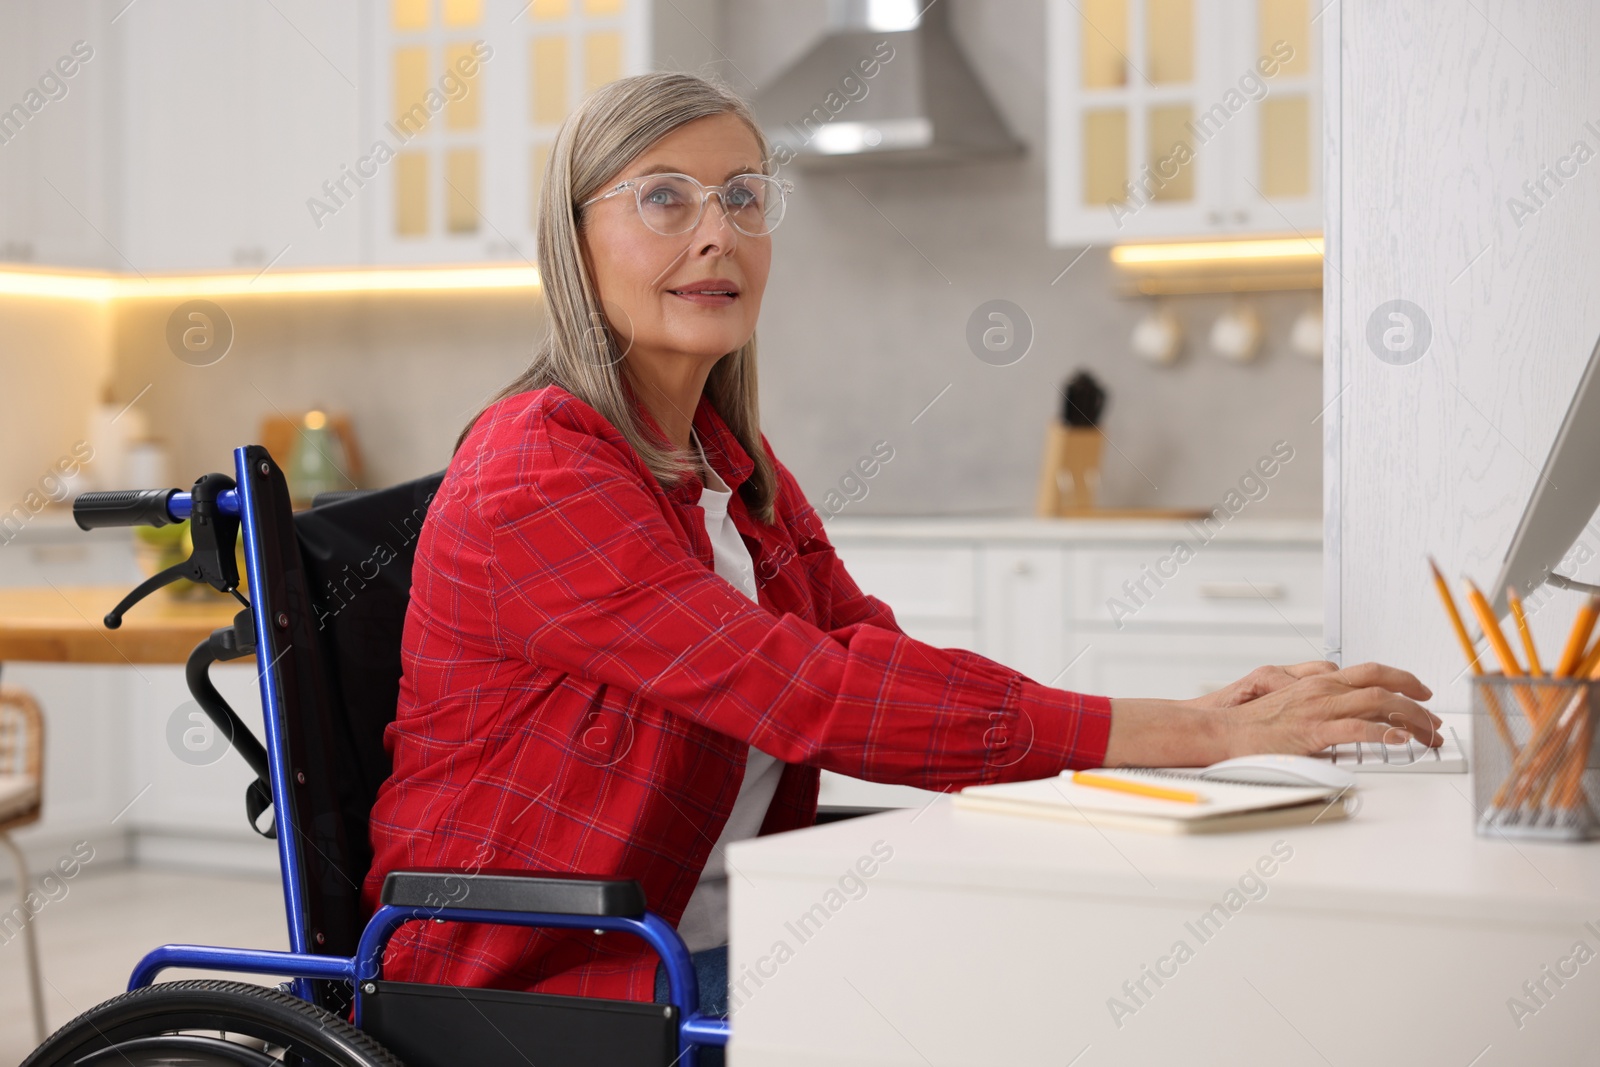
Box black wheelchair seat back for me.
[288,470,443,975]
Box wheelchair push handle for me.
[73,486,241,530]
[73,488,181,530]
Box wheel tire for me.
[23,979,405,1067]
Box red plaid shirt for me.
[361,384,1112,1002]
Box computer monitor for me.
[1488,329,1600,617]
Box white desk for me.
[727,762,1600,1066]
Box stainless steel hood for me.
[752,0,1024,167]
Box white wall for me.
[1328,1,1600,709]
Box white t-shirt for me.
[674,427,785,953]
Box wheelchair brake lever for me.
[103,472,248,629]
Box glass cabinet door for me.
[371,0,646,265]
[1049,0,1320,245]
[1053,0,1219,244]
[1233,0,1319,231]
[376,0,493,261]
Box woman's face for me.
[579,113,772,371]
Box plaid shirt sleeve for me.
[477,426,1111,787]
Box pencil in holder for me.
[1470,674,1600,841]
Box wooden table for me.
[0,585,244,665]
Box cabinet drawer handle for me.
[1197,581,1283,600]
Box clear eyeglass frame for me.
[578,171,796,237]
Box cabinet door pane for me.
[393,0,430,31]
[1146,0,1193,84]
[396,152,429,236]
[1080,0,1128,89]
[531,36,569,124]
[1260,94,1310,197]
[1083,108,1128,205]
[1147,103,1195,202]
[442,0,482,26]
[393,46,430,132]
[583,29,623,92]
[445,42,482,129]
[445,148,481,233]
[1259,0,1310,75]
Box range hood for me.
[752,0,1023,167]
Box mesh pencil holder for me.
[1471,674,1600,842]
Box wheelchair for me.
[29,444,884,1066]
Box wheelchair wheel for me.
[23,979,404,1067]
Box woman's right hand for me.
[1215,661,1440,757]
[1104,661,1440,767]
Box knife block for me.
[1035,423,1105,517]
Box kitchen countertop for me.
[8,508,1325,547]
[821,515,1322,544]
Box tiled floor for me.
[0,864,286,1065]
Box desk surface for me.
[734,767,1600,925]
[0,585,243,664]
[728,770,1600,1066]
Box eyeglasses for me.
[579,172,795,237]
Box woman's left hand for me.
[1193,660,1342,710]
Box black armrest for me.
[381,868,646,918]
[815,805,893,825]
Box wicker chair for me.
[0,686,45,1044]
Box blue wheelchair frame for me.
[121,446,729,1065]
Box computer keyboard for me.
[1310,727,1466,773]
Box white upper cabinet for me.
[1047,0,1320,246]
[368,0,650,265]
[116,0,363,272]
[0,3,115,269]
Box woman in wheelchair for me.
[357,69,1441,1034]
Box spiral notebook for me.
[953,768,1353,835]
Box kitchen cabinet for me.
[116,0,363,272]
[816,517,1322,809]
[979,545,1069,686]
[1046,0,1320,246]
[367,0,651,264]
[0,3,113,269]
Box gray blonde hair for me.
[456,71,778,525]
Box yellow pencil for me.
[1556,594,1600,677]
[1465,580,1524,677]
[1506,585,1544,676]
[1579,632,1600,678]
[1429,557,1484,674]
[1465,579,1541,755]
[1072,771,1206,804]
